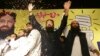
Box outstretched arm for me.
[56,1,71,35]
[86,35,100,56]
[28,3,42,30]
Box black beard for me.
[46,27,54,32]
[71,26,81,33]
[0,27,14,39]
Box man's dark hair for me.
[0,10,16,21]
[46,19,54,26]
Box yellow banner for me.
[0,9,100,50]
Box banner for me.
[0,9,100,50]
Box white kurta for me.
[63,28,98,56]
[26,29,41,56]
[71,35,82,56]
[4,29,41,56]
[0,40,9,55]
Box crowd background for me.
[0,9,100,50]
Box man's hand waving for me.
[64,0,71,16]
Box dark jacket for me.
[64,31,90,56]
[29,15,68,56]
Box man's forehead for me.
[0,14,14,20]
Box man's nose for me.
[3,21,8,26]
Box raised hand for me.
[63,0,71,16]
[64,0,71,11]
[28,3,35,11]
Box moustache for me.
[47,24,52,27]
[0,26,9,29]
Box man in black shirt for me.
[28,1,71,56]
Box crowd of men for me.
[0,1,100,56]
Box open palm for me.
[64,1,71,10]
